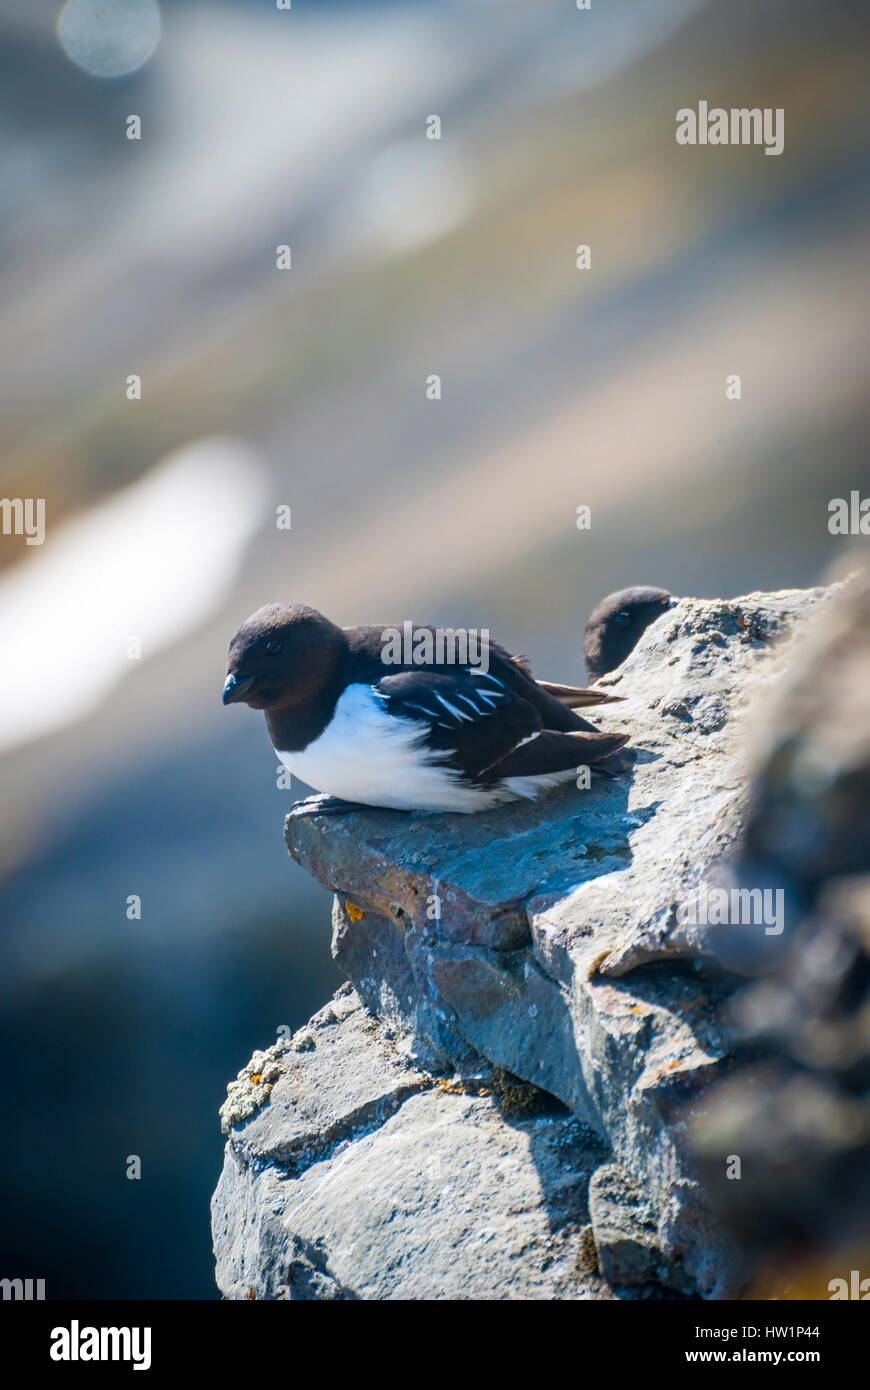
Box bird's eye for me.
[614,611,630,626]
[265,638,282,654]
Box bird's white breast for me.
[277,683,496,812]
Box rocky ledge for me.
[211,581,842,1300]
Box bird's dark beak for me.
[222,672,255,706]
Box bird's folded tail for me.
[535,679,624,708]
[481,729,630,780]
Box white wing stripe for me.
[435,693,472,722]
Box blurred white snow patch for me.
[351,140,474,257]
[0,438,266,754]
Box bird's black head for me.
[222,603,345,712]
[584,586,675,682]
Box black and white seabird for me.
[222,604,629,813]
[584,586,675,682]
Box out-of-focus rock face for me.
[212,583,841,1301]
[743,566,870,899]
[690,568,870,1292]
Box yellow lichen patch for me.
[433,1071,547,1116]
[345,900,365,922]
[586,949,611,977]
[433,1076,490,1098]
[250,1074,262,1085]
[576,1225,600,1279]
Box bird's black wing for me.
[374,668,540,781]
[374,668,629,783]
[479,729,630,779]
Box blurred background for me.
[0,0,867,1298]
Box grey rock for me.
[689,568,870,1289]
[743,565,870,897]
[213,583,840,1300]
[588,1163,662,1287]
[212,988,614,1300]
